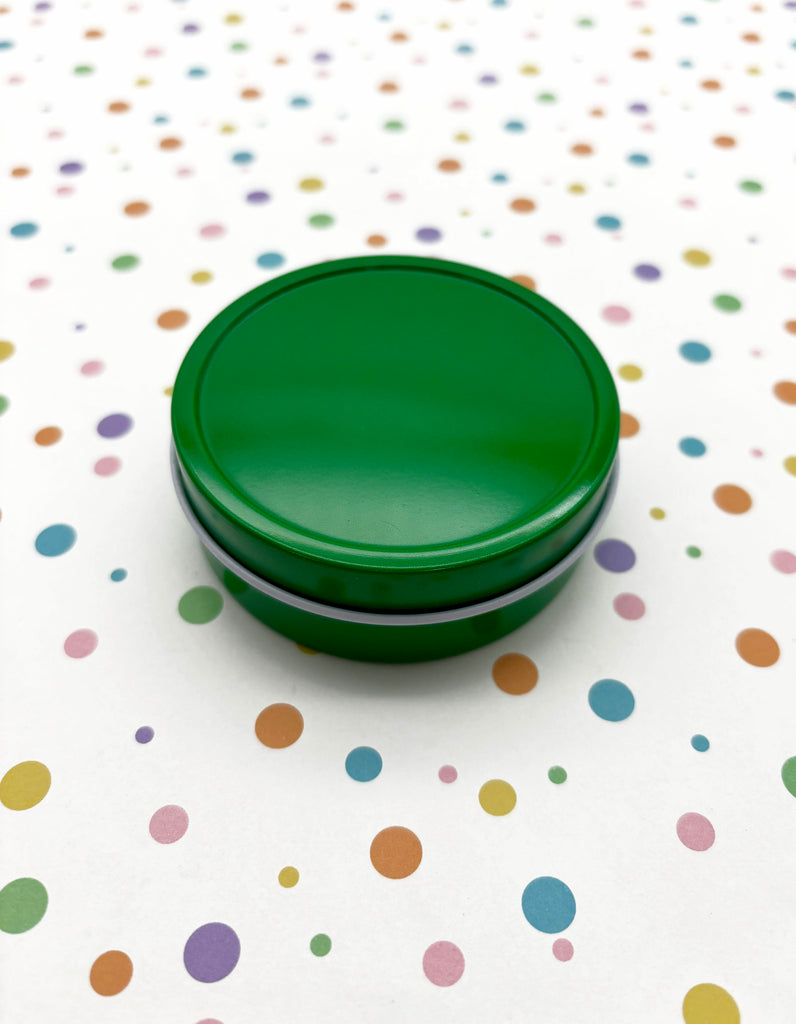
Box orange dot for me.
[84,28,103,38]
[784,320,796,335]
[156,309,189,330]
[510,274,536,291]
[571,143,593,156]
[379,81,399,92]
[713,135,736,148]
[124,200,150,216]
[774,381,796,405]
[274,55,288,64]
[632,49,651,59]
[589,107,604,117]
[701,79,722,91]
[390,31,409,42]
[34,426,62,446]
[11,166,30,177]
[620,412,640,438]
[510,197,536,213]
[713,484,752,514]
[337,1,354,9]
[741,32,760,42]
[89,951,133,996]
[437,158,461,172]
[159,137,182,151]
[108,101,130,113]
[492,653,538,695]
[366,234,387,247]
[255,703,304,748]
[240,87,261,99]
[735,628,780,667]
[370,826,422,879]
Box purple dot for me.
[594,539,636,573]
[416,226,442,243]
[184,923,241,983]
[479,73,498,84]
[96,412,133,438]
[35,2,52,9]
[135,726,154,744]
[628,102,648,114]
[59,161,84,175]
[313,51,331,62]
[246,190,271,204]
[182,23,200,32]
[634,263,661,281]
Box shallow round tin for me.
[172,255,619,624]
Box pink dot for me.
[613,593,646,620]
[319,134,336,145]
[676,812,715,852]
[29,277,51,290]
[422,941,465,987]
[552,939,574,962]
[438,765,458,784]
[602,304,631,324]
[679,197,697,209]
[94,456,122,476]
[771,549,796,574]
[781,267,796,281]
[545,233,563,245]
[80,360,104,376]
[64,629,99,659]
[144,47,162,57]
[750,447,763,457]
[56,186,74,197]
[149,804,189,844]
[449,99,469,110]
[47,129,64,139]
[177,167,194,178]
[195,1020,224,1024]
[386,191,404,202]
[199,223,225,239]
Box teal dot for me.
[713,294,742,312]
[627,152,650,166]
[310,933,332,956]
[686,545,702,558]
[521,877,576,933]
[111,254,139,271]
[232,151,254,164]
[308,213,334,228]
[178,586,223,624]
[290,96,311,108]
[588,679,635,722]
[110,568,127,582]
[0,878,48,934]
[256,251,285,269]
[548,766,567,784]
[455,42,474,54]
[345,746,382,782]
[691,734,710,752]
[491,172,509,183]
[504,120,526,132]
[679,340,711,363]
[10,222,38,238]
[35,524,77,557]
[775,90,795,102]
[679,436,706,457]
[596,215,621,230]
[187,66,207,77]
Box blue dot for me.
[345,746,383,782]
[596,215,621,230]
[256,252,285,269]
[776,90,795,102]
[679,340,711,363]
[10,222,38,238]
[627,153,650,166]
[135,726,154,744]
[290,96,310,108]
[35,524,77,557]
[0,40,14,51]
[521,877,576,933]
[588,679,635,722]
[232,151,254,164]
[679,59,693,68]
[679,436,706,457]
[153,115,169,124]
[455,43,474,54]
[491,172,509,183]
[187,66,207,77]
[691,734,710,752]
[504,120,526,133]
[681,14,698,24]
[110,568,127,582]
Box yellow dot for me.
[618,364,643,381]
[478,779,517,816]
[135,77,151,87]
[225,12,243,23]
[568,183,586,194]
[278,866,299,887]
[682,983,740,1024]
[520,64,539,75]
[0,761,51,810]
[650,507,665,520]
[746,65,761,75]
[784,455,796,476]
[0,340,15,362]
[191,270,213,284]
[683,249,711,267]
[460,209,470,217]
[454,131,470,142]
[437,21,451,29]
[639,25,653,34]
[163,386,174,396]
[299,177,324,192]
[220,123,237,134]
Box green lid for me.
[171,255,619,613]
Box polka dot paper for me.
[2,0,795,1021]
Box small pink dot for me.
[149,804,189,844]
[771,549,796,574]
[319,134,336,144]
[750,447,764,458]
[94,456,122,476]
[613,593,646,620]
[64,629,99,659]
[676,811,715,852]
[56,186,74,197]
[422,941,465,987]
[750,349,762,358]
[80,360,104,376]
[781,267,796,281]
[47,129,64,139]
[602,304,631,324]
[544,233,563,245]
[438,765,458,784]
[679,197,697,209]
[29,277,51,290]
[449,99,469,110]
[9,75,24,85]
[199,223,225,238]
[552,939,574,962]
[144,47,162,57]
[177,167,194,177]
[386,191,404,202]
[735,105,751,115]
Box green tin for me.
[171,255,619,661]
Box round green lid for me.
[171,255,619,612]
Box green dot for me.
[782,757,796,798]
[230,41,248,51]
[577,17,594,27]
[0,878,48,934]
[686,545,702,558]
[713,294,742,313]
[0,395,8,416]
[111,254,140,271]
[739,180,763,193]
[310,933,332,957]
[548,766,567,785]
[383,120,405,132]
[178,585,223,624]
[73,65,93,75]
[308,213,334,229]
[537,92,557,103]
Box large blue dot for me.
[345,746,382,782]
[504,120,526,133]
[679,340,711,363]
[34,524,77,557]
[521,877,576,933]
[627,152,650,166]
[10,222,38,238]
[679,436,706,457]
[691,734,710,752]
[232,151,254,164]
[588,679,635,722]
[595,215,621,230]
[256,252,285,269]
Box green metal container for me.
[171,255,619,662]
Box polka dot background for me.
[1,1,794,1019]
